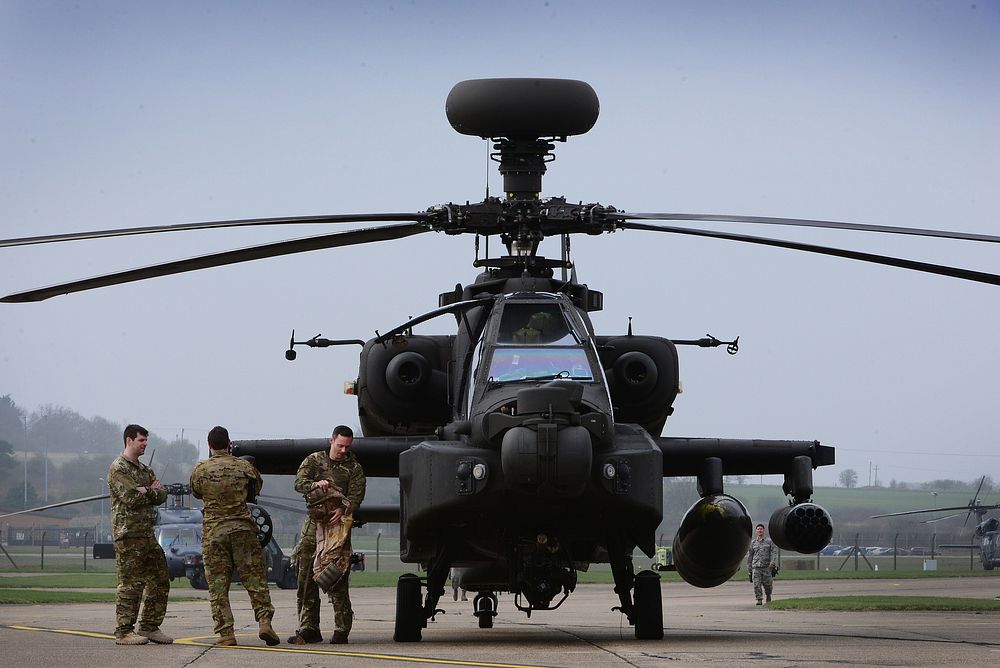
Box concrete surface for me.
[2,577,999,667]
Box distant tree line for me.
[836,466,992,493]
[0,393,199,511]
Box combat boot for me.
[115,632,149,645]
[288,627,323,644]
[766,594,772,603]
[138,628,174,644]
[258,618,280,646]
[330,630,349,644]
[215,635,237,646]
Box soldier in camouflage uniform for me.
[288,425,366,645]
[189,425,280,647]
[747,523,776,605]
[108,424,172,645]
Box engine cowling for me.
[596,335,679,436]
[357,335,452,435]
[768,503,833,554]
[672,494,752,588]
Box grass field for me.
[0,590,121,604]
[731,483,983,516]
[0,589,201,604]
[769,596,1000,611]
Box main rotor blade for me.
[922,512,965,524]
[0,494,109,519]
[872,505,979,519]
[618,213,1000,244]
[620,222,1000,286]
[2,222,431,302]
[0,213,430,248]
[969,475,987,507]
[256,499,399,525]
[256,500,306,515]
[257,493,305,505]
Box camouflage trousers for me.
[752,567,773,601]
[203,529,275,636]
[114,535,170,637]
[294,538,353,634]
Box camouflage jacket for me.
[747,536,776,569]
[189,451,263,541]
[108,455,168,541]
[294,450,366,541]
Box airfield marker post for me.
[893,534,898,571]
[40,531,46,570]
[376,531,381,572]
[83,531,88,571]
[0,542,18,569]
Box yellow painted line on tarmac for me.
[2,626,548,668]
[174,634,549,667]
[7,625,114,639]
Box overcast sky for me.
[1,1,997,489]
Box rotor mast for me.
[445,78,601,267]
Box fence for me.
[5,525,96,547]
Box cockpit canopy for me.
[496,302,576,345]
[486,298,595,384]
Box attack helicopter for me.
[3,78,999,641]
[872,476,1000,571]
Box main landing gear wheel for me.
[189,569,208,590]
[277,566,297,590]
[633,569,663,640]
[393,573,423,642]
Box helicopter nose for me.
[498,381,595,498]
[500,425,592,497]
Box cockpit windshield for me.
[486,301,596,383]
[156,526,202,548]
[487,347,594,382]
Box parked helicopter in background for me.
[872,476,1000,570]
[0,481,298,589]
[4,78,999,641]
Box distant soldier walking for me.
[288,425,366,645]
[747,522,776,605]
[107,424,172,645]
[189,425,280,647]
